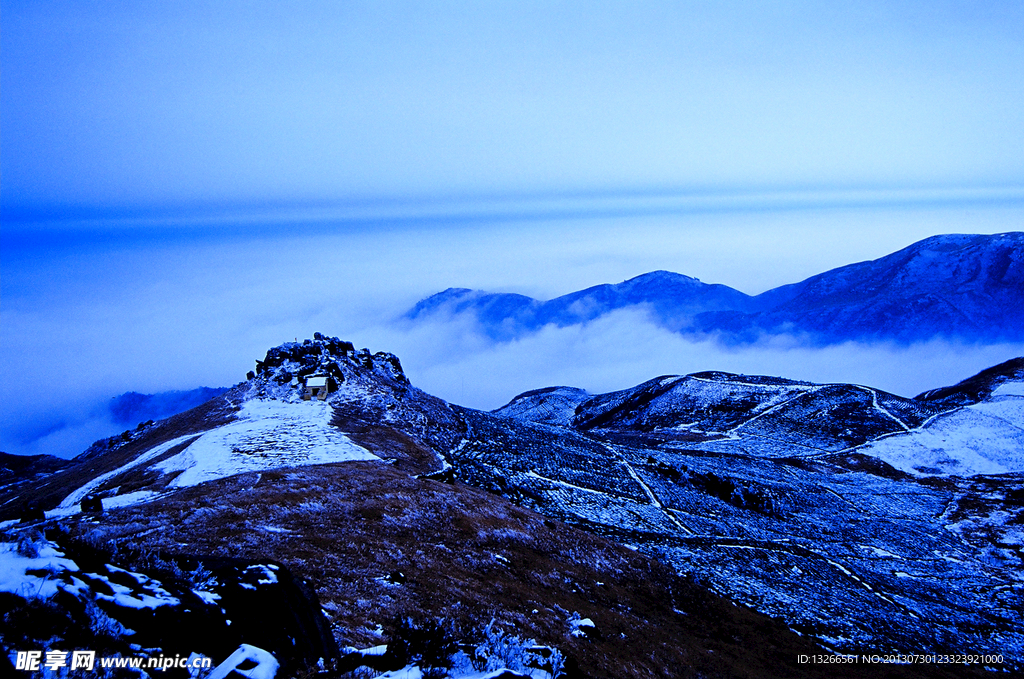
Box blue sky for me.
[4,1,1024,217]
[3,2,1024,458]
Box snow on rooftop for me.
[306,376,328,388]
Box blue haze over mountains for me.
[408,233,1024,346]
[109,387,229,427]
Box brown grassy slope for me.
[0,394,239,520]
[59,462,975,679]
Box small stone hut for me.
[303,375,330,401]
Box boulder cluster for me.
[249,334,409,388]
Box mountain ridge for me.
[408,232,1024,343]
[3,336,1022,674]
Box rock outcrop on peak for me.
[252,335,411,393]
[0,337,462,524]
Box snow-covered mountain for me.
[4,336,1023,675]
[477,359,1024,658]
[408,232,1024,343]
[3,336,460,520]
[497,357,1024,477]
[702,232,1024,342]
[407,270,757,340]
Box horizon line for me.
[5,184,1024,233]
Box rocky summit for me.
[2,336,1021,677]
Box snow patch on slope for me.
[151,398,376,489]
[0,541,79,600]
[60,397,377,511]
[0,539,180,610]
[59,433,200,509]
[859,380,1024,476]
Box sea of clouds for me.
[4,204,1022,458]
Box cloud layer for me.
[384,308,1024,410]
[6,4,1023,459]
[3,205,1022,458]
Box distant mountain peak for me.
[406,267,753,339]
[406,231,1024,344]
[626,269,699,283]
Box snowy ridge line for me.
[860,387,912,432]
[686,375,815,390]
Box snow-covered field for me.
[151,398,377,487]
[858,380,1024,476]
[58,398,377,512]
